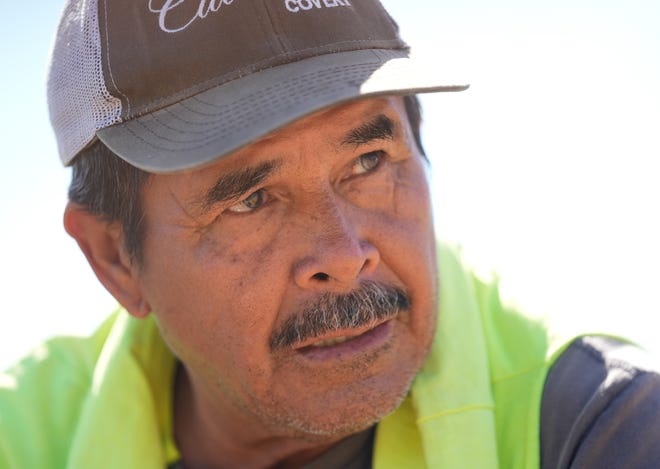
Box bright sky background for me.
[1,0,658,370]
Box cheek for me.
[369,161,438,326]
[369,160,435,256]
[392,159,434,221]
[139,228,289,378]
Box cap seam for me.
[114,88,352,155]
[100,0,131,118]
[110,81,421,158]
[125,41,405,120]
[115,70,368,152]
[260,0,290,54]
[109,56,407,150]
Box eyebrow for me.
[200,159,281,212]
[341,114,395,146]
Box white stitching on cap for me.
[284,0,352,14]
[148,0,238,34]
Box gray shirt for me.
[540,336,660,468]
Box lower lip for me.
[297,320,394,361]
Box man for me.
[1,0,659,468]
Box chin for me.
[262,357,423,440]
[273,389,411,440]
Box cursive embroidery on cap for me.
[284,0,352,14]
[148,0,238,33]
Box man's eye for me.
[352,151,384,175]
[227,190,266,213]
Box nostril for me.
[312,272,330,282]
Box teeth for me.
[310,336,353,348]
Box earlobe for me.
[63,202,151,318]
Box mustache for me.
[270,281,411,351]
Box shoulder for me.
[541,336,660,469]
[0,321,114,467]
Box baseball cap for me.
[48,0,468,173]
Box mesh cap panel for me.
[47,0,122,163]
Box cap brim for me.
[97,48,468,173]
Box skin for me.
[65,96,439,468]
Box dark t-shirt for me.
[540,336,660,468]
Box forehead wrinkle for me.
[199,159,282,213]
[341,114,396,147]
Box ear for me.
[63,202,151,318]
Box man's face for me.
[136,97,438,437]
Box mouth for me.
[294,319,394,361]
[307,335,359,347]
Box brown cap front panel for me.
[98,0,407,120]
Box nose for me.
[292,194,380,291]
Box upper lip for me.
[291,318,392,350]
